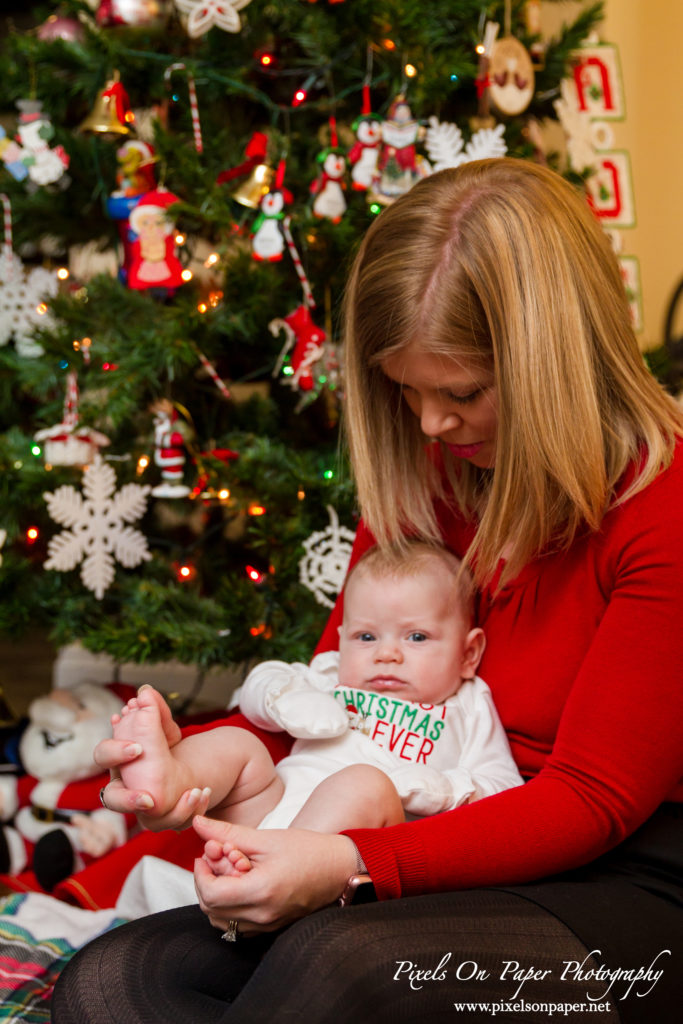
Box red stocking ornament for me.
[270,305,326,392]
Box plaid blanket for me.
[0,893,124,1022]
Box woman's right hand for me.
[94,738,211,830]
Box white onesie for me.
[237,652,524,827]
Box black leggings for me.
[52,890,628,1023]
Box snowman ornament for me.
[15,100,70,187]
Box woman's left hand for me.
[192,815,359,936]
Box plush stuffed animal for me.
[0,682,130,892]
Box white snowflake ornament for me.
[553,78,600,175]
[174,0,252,38]
[299,506,355,609]
[0,248,57,357]
[44,454,151,600]
[465,124,508,162]
[425,117,507,172]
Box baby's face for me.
[338,567,483,705]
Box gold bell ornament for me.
[79,74,135,136]
[232,163,274,209]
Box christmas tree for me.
[0,0,603,680]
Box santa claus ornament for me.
[251,160,292,262]
[106,141,158,286]
[348,85,382,192]
[370,95,428,205]
[152,403,191,497]
[127,188,185,293]
[310,118,347,223]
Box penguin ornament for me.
[348,85,383,192]
[251,161,293,262]
[310,118,347,223]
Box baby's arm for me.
[239,655,347,738]
[389,681,523,816]
[453,680,524,802]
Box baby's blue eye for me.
[358,632,375,642]
[408,632,428,642]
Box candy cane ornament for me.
[164,63,203,153]
[282,215,315,309]
[0,193,12,258]
[194,345,232,400]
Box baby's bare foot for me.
[139,685,183,747]
[203,840,252,876]
[112,687,186,815]
[227,847,252,873]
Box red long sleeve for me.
[336,445,683,899]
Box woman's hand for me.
[192,815,359,935]
[94,738,211,830]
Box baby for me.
[113,542,522,872]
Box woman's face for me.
[381,344,498,469]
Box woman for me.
[52,160,683,1022]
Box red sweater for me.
[316,445,683,900]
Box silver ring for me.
[99,787,108,809]
[221,920,239,942]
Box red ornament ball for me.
[37,15,86,43]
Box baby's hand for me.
[271,690,348,739]
[203,837,252,876]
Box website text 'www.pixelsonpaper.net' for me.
[452,999,612,1017]
[392,949,671,1017]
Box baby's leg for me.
[291,765,405,832]
[202,765,404,876]
[113,688,284,822]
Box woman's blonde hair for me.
[343,158,683,587]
